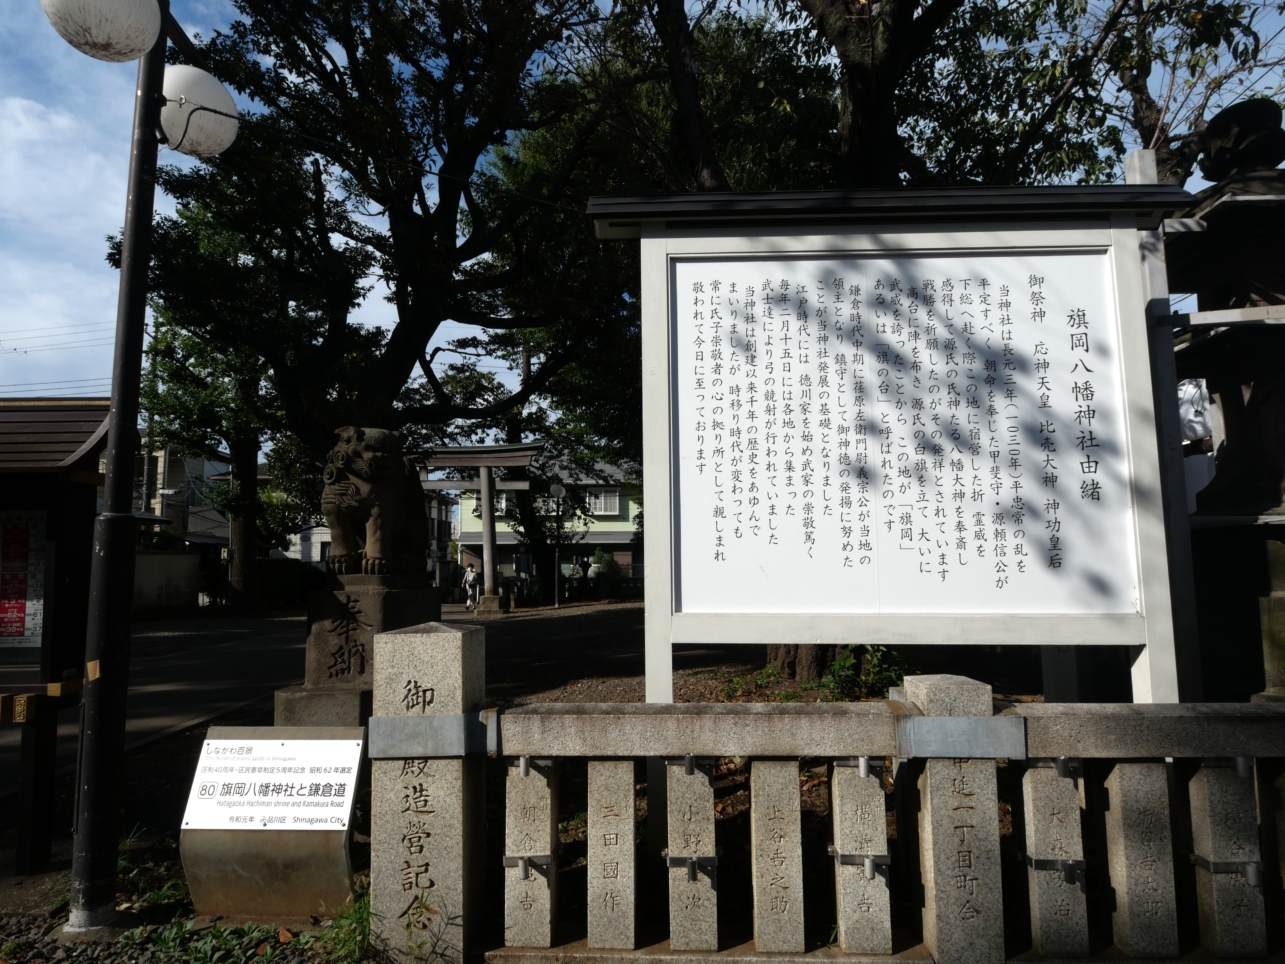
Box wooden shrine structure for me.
[0,397,110,873]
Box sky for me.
[0,1,1246,402]
[0,0,510,402]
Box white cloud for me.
[0,1,228,395]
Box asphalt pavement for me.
[0,612,306,793]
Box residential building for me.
[456,466,641,577]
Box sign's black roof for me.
[588,185,1194,237]
[0,398,110,472]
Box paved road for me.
[0,613,306,792]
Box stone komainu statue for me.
[321,427,428,575]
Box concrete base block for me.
[183,827,352,919]
[274,684,370,727]
[476,593,510,613]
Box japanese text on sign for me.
[673,253,1139,615]
[182,739,363,830]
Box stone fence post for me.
[370,623,486,964]
[905,674,1004,964]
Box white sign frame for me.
[182,737,364,831]
[641,218,1177,703]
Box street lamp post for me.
[41,0,238,928]
[549,483,565,609]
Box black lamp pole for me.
[68,2,169,928]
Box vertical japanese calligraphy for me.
[673,254,1138,614]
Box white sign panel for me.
[182,738,363,830]
[673,253,1140,615]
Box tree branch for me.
[991,0,1131,183]
[400,347,575,423]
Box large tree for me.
[185,0,606,446]
[126,123,378,606]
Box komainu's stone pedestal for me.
[275,574,440,726]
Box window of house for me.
[586,488,620,515]
[320,542,331,561]
[470,492,506,516]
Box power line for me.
[0,338,118,354]
[0,327,116,345]
[0,376,112,389]
[0,321,116,337]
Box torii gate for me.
[419,441,545,611]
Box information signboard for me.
[630,216,1179,702]
[674,252,1137,614]
[182,738,364,831]
[0,511,46,658]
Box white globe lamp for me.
[160,64,239,156]
[41,0,161,62]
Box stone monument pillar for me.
[1103,762,1179,956]
[831,761,892,953]
[906,674,1004,964]
[276,427,440,726]
[504,759,559,947]
[369,623,485,964]
[750,760,805,952]
[588,760,637,949]
[666,762,717,950]
[1189,762,1267,956]
[1022,763,1089,956]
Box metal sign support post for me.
[1126,149,1203,701]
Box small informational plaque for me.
[182,738,364,831]
[0,511,46,651]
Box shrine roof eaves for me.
[588,185,1193,238]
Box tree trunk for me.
[795,645,837,684]
[768,644,837,683]
[227,434,259,613]
[651,0,731,191]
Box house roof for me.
[0,398,111,472]
[587,185,1195,238]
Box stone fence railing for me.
[365,623,1285,964]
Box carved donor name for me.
[322,427,428,575]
